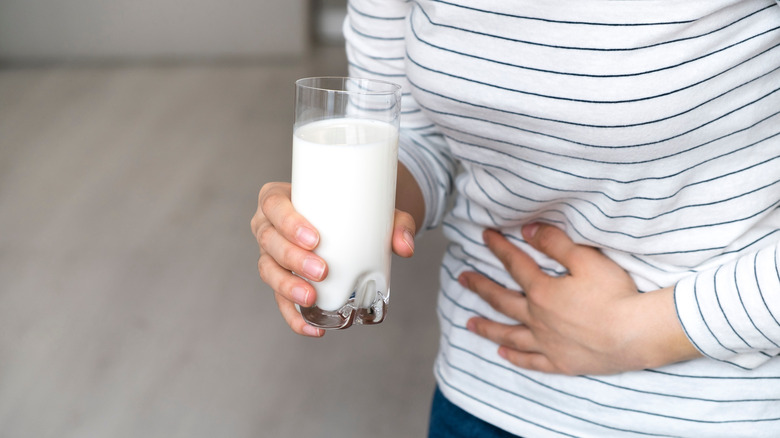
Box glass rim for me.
[295,76,402,96]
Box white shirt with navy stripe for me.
[345,1,780,436]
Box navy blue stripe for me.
[407,63,780,129]
[410,7,780,79]
[759,248,780,330]
[348,22,405,41]
[408,123,436,131]
[464,197,475,222]
[442,243,513,288]
[429,0,696,27]
[457,145,779,205]
[693,274,748,363]
[646,368,780,380]
[348,61,405,78]
[474,175,780,241]
[348,3,406,21]
[436,316,663,435]
[630,254,700,276]
[407,134,453,189]
[735,257,780,348]
[421,133,458,167]
[434,363,579,437]
[480,165,780,221]
[713,265,756,349]
[582,374,780,403]
[500,233,569,277]
[443,221,485,247]
[697,229,780,268]
[420,88,780,150]
[415,3,775,52]
[447,200,731,258]
[438,280,485,319]
[347,41,406,61]
[437,319,780,426]
[646,229,780,261]
[417,102,780,169]
[675,282,727,364]
[406,43,780,104]
[438,358,665,436]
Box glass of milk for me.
[291,77,402,329]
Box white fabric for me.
[345,1,780,436]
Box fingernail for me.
[497,347,508,359]
[302,257,325,280]
[466,318,476,332]
[291,286,310,306]
[296,226,318,248]
[403,229,415,253]
[458,274,469,288]
[522,223,540,240]
[303,325,323,337]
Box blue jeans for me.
[428,387,522,438]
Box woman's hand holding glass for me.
[251,177,418,337]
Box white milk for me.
[291,117,398,312]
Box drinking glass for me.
[291,77,402,329]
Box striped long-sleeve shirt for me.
[344,1,780,436]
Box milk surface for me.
[291,118,398,311]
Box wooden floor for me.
[0,48,447,438]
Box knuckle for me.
[559,365,577,376]
[250,213,262,235]
[276,241,297,268]
[525,277,549,302]
[279,212,298,235]
[258,182,277,200]
[279,273,303,298]
[257,254,273,282]
[534,226,556,250]
[261,191,283,213]
[491,297,511,316]
[257,222,276,249]
[547,356,576,376]
[504,255,524,277]
[395,209,415,230]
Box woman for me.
[252,0,780,436]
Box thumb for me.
[392,209,416,258]
[521,223,592,273]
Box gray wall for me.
[0,0,308,62]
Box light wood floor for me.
[0,48,446,438]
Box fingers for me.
[467,317,564,374]
[252,182,326,337]
[459,271,530,322]
[482,229,548,292]
[392,209,416,258]
[259,250,324,337]
[274,291,324,337]
[520,223,600,275]
[498,348,560,374]
[255,182,319,250]
[253,182,326,283]
[258,252,315,307]
[467,318,538,352]
[258,222,327,282]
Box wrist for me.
[620,287,702,369]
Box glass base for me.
[300,289,388,330]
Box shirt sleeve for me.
[674,240,780,369]
[343,0,456,232]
